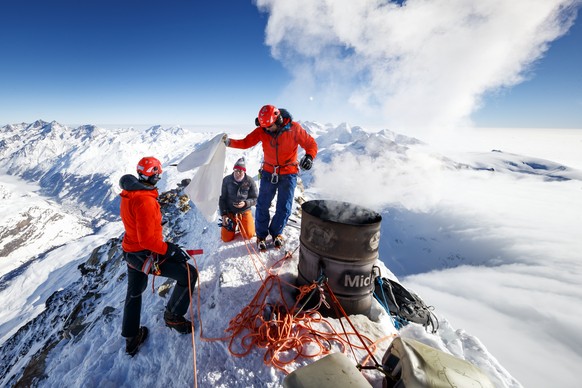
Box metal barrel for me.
[297,200,382,317]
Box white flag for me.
[178,133,226,222]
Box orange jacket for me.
[119,175,168,255]
[229,121,318,175]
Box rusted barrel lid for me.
[300,200,382,260]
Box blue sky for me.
[473,14,582,129]
[0,0,580,132]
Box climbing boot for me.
[164,311,193,334]
[257,237,267,251]
[126,326,149,357]
[273,235,284,249]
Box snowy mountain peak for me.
[1,120,580,387]
[141,124,184,138]
[26,119,50,130]
[0,121,207,220]
[24,119,65,135]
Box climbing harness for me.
[261,161,299,184]
[125,252,168,293]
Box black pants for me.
[121,250,198,338]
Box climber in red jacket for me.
[224,105,318,251]
[119,156,197,356]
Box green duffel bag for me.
[382,337,494,388]
[283,352,372,388]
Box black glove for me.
[299,154,313,170]
[164,242,189,263]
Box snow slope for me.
[2,120,580,387]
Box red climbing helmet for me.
[136,156,163,180]
[257,104,281,128]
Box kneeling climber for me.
[219,157,258,242]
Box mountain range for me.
[3,119,579,387]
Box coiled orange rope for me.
[187,236,386,379]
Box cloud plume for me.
[256,0,580,133]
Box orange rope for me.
[235,216,269,280]
[189,250,230,342]
[186,257,198,388]
[223,268,379,374]
[324,282,383,369]
[188,239,384,377]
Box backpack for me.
[373,267,438,333]
[382,337,495,388]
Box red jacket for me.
[119,175,168,255]
[229,121,318,175]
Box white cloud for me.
[256,0,579,133]
[311,146,447,212]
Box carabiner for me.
[271,166,280,184]
[153,260,162,276]
[152,254,162,276]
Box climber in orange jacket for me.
[119,156,197,356]
[224,105,318,250]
